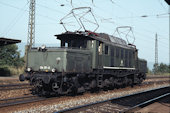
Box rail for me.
[123,92,170,112]
[0,95,45,108]
[0,83,32,91]
[146,76,170,79]
[55,86,170,113]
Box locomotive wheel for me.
[52,82,60,93]
[70,86,78,95]
[90,80,97,89]
[109,77,115,89]
[31,79,43,95]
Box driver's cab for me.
[56,33,94,50]
[60,39,87,49]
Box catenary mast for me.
[155,33,158,73]
[27,0,36,48]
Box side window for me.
[61,40,64,47]
[116,48,119,58]
[111,47,114,57]
[105,45,108,55]
[65,43,68,47]
[129,51,132,67]
[125,50,128,58]
[91,40,94,48]
[98,42,103,55]
[125,50,128,67]
[61,40,68,47]
[121,49,124,59]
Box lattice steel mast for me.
[27,0,36,48]
[155,33,158,73]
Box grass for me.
[0,65,24,77]
[8,66,24,76]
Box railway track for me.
[0,83,32,91]
[0,78,168,91]
[0,76,168,91]
[143,80,169,85]
[123,92,170,112]
[0,95,45,108]
[0,79,169,109]
[146,76,170,79]
[56,86,170,113]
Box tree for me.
[0,44,24,67]
[152,63,170,74]
[157,63,169,73]
[153,63,158,74]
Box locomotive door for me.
[98,41,103,68]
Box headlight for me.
[41,45,46,49]
[40,66,43,69]
[27,67,31,72]
[56,57,61,64]
[52,68,56,72]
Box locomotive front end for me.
[19,36,92,95]
[19,46,68,95]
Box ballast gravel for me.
[11,82,169,113]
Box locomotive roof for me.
[55,31,136,50]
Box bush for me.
[0,66,11,76]
[0,65,24,77]
[0,44,25,77]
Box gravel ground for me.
[0,77,28,85]
[144,78,170,82]
[0,77,30,99]
[0,76,169,113]
[0,89,31,100]
[0,77,169,100]
[4,82,169,113]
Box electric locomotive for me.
[19,30,147,96]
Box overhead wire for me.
[99,16,169,48]
[158,0,167,11]
[36,3,66,15]
[95,12,168,48]
[53,0,168,53]
[94,16,169,49]
[0,1,28,11]
[134,31,168,47]
[0,1,29,36]
[98,23,168,54]
[1,0,168,38]
[69,0,168,49]
[91,17,168,50]
[112,2,169,35]
[0,1,62,24]
[81,0,169,37]
[0,1,168,53]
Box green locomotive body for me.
[20,31,147,95]
[27,48,92,73]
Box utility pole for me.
[164,0,170,74]
[27,0,36,48]
[155,33,158,74]
[169,3,170,74]
[25,0,36,68]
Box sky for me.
[0,0,169,64]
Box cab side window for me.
[116,48,119,58]
[121,49,124,59]
[105,45,108,55]
[129,51,132,67]
[111,47,114,57]
[125,50,128,67]
[98,42,103,55]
